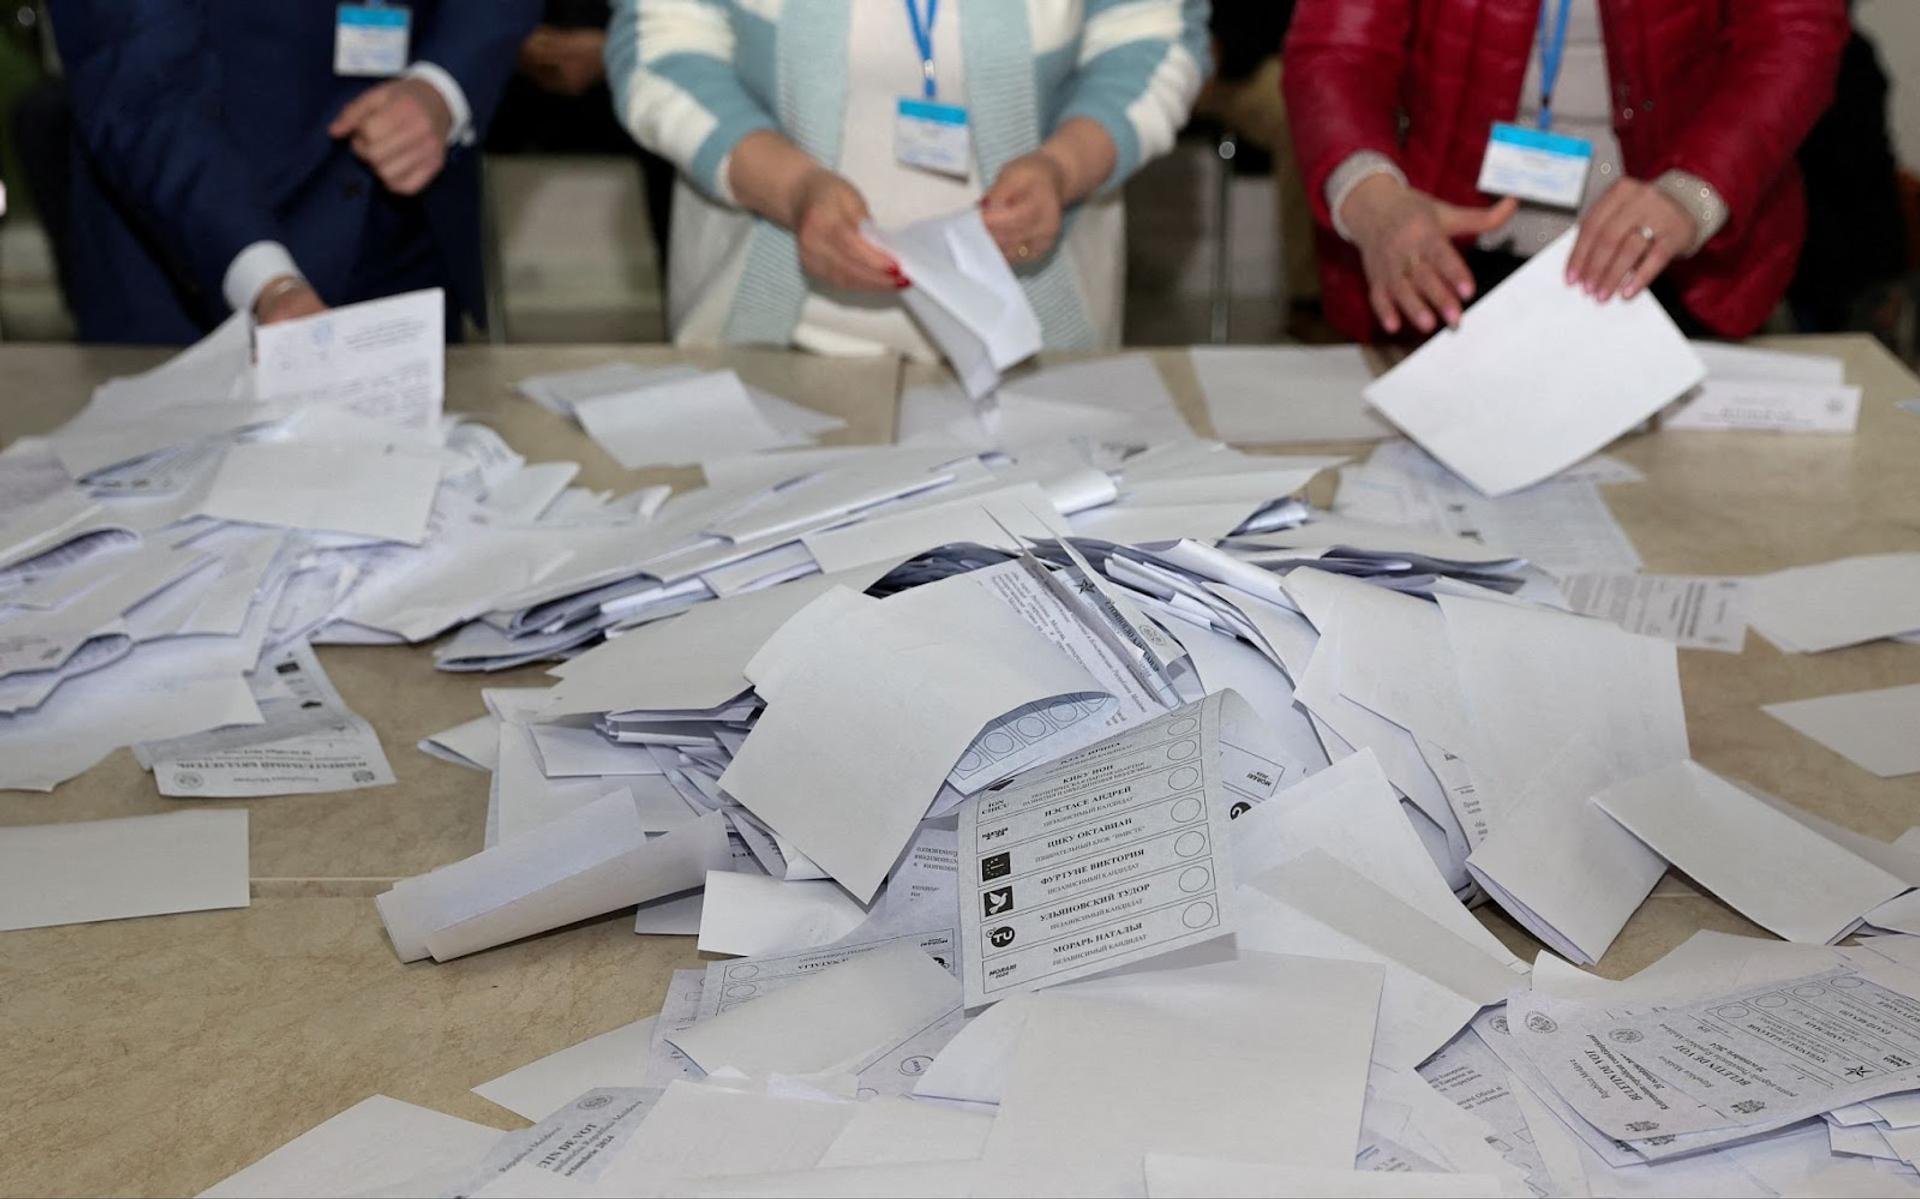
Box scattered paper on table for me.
[1191,346,1394,444]
[1560,573,1749,652]
[0,809,249,931]
[1763,684,1920,778]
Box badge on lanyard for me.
[894,0,972,178]
[335,2,411,78]
[1477,0,1594,209]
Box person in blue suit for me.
[54,0,541,342]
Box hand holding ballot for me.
[1565,177,1701,302]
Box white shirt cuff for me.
[223,241,302,316]
[1325,151,1407,243]
[404,62,474,146]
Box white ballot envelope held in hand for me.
[1364,230,1706,497]
[869,211,1043,401]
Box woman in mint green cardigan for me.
[607,0,1211,357]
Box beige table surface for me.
[1,338,1917,1197]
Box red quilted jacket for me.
[1283,0,1849,341]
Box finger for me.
[1596,220,1657,301]
[1435,195,1519,238]
[1428,239,1477,302]
[981,200,1027,238]
[1569,186,1631,284]
[379,146,441,193]
[1368,283,1403,336]
[1619,241,1675,301]
[839,225,901,280]
[829,228,902,290]
[329,86,389,137]
[1409,259,1462,328]
[1571,210,1632,295]
[387,156,443,196]
[356,104,417,152]
[1389,274,1438,335]
[364,129,433,173]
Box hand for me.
[329,77,453,197]
[1565,178,1698,302]
[519,26,607,97]
[982,151,1069,269]
[789,168,907,292]
[254,276,328,325]
[1341,174,1519,335]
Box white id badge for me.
[1477,122,1593,209]
[335,4,411,77]
[895,98,972,178]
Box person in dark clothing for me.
[55,0,539,343]
[1788,6,1911,335]
[486,0,674,273]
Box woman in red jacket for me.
[1284,0,1849,341]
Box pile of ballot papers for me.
[10,260,1920,1198]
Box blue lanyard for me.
[1535,0,1574,131]
[905,0,938,100]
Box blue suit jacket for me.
[56,0,540,343]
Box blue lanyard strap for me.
[1535,0,1574,131]
[905,0,938,100]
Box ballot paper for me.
[0,634,263,791]
[451,1087,661,1194]
[196,441,442,544]
[971,956,1384,1197]
[947,555,1173,794]
[1665,379,1863,433]
[814,1095,993,1167]
[869,210,1043,400]
[1191,345,1394,443]
[1511,963,1920,1152]
[519,362,702,416]
[573,370,812,470]
[1363,231,1706,496]
[1440,596,1688,961]
[1142,1156,1506,1198]
[696,871,871,958]
[1464,739,1670,967]
[1764,684,1920,778]
[1748,552,1920,653]
[668,940,960,1077]
[1237,852,1514,1069]
[997,355,1193,448]
[471,1080,857,1197]
[721,582,1103,902]
[1416,1033,1562,1195]
[472,1018,658,1121]
[254,288,445,430]
[376,801,730,962]
[141,641,394,797]
[1561,572,1749,652]
[196,1094,503,1199]
[0,809,249,931]
[1591,760,1910,944]
[956,693,1237,1008]
[800,483,1059,574]
[1691,341,1847,387]
[1230,750,1524,974]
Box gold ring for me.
[1015,243,1032,261]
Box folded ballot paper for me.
[1364,230,1706,496]
[868,210,1043,400]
